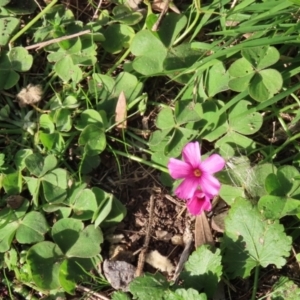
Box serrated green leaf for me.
[129,273,169,300]
[271,277,300,299]
[165,288,207,300]
[222,197,292,278]
[181,245,222,297]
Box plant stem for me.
[106,47,131,76]
[9,0,59,46]
[109,149,168,173]
[251,265,260,300]
[173,3,201,46]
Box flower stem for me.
[251,265,260,300]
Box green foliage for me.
[27,219,103,293]
[229,46,283,102]
[222,197,292,278]
[180,245,222,297]
[0,0,300,298]
[0,47,33,89]
[271,277,300,299]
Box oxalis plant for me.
[1,0,300,299]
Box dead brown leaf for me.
[195,212,214,248]
[152,0,180,14]
[115,91,127,130]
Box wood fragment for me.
[135,194,155,277]
[151,0,170,31]
[76,285,110,300]
[195,212,214,248]
[25,30,91,50]
[115,91,127,130]
[172,226,193,281]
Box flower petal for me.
[199,173,221,197]
[200,154,225,174]
[168,158,192,179]
[182,142,201,169]
[187,191,212,215]
[175,177,199,199]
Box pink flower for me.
[187,190,212,215]
[167,141,225,200]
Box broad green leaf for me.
[112,5,143,25]
[242,46,280,70]
[149,129,172,148]
[101,197,127,228]
[131,30,167,75]
[215,131,256,159]
[164,43,201,73]
[76,109,104,130]
[165,127,198,157]
[4,0,37,14]
[258,195,300,219]
[0,17,20,46]
[264,166,300,197]
[54,55,82,83]
[2,171,21,194]
[102,24,135,53]
[219,184,245,206]
[251,163,276,199]
[92,187,113,227]
[228,57,254,78]
[156,108,175,129]
[88,73,115,98]
[0,0,11,6]
[53,109,72,132]
[79,124,106,156]
[80,155,101,174]
[207,61,230,97]
[52,218,103,258]
[222,197,292,278]
[154,13,187,48]
[39,132,65,152]
[23,176,40,205]
[0,47,33,89]
[229,100,263,135]
[70,187,98,220]
[180,245,222,297]
[112,291,131,300]
[25,154,57,177]
[40,114,55,133]
[129,273,169,300]
[249,69,282,102]
[0,215,18,252]
[16,211,49,243]
[165,289,207,300]
[42,168,68,203]
[27,241,63,290]
[59,257,95,294]
[175,101,202,125]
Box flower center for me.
[193,169,202,177]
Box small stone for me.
[171,234,184,246]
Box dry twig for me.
[25,30,91,50]
[76,285,110,300]
[135,194,155,277]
